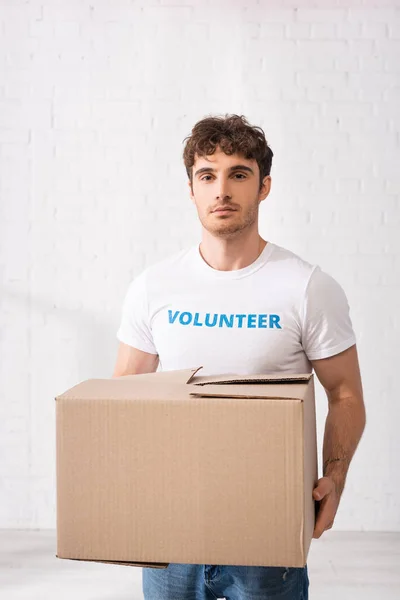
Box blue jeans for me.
[142,563,309,599]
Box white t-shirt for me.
[116,242,356,376]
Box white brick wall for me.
[0,0,399,531]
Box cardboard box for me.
[56,367,318,569]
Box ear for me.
[188,180,195,204]
[259,176,271,204]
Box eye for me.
[200,173,247,181]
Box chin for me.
[208,225,245,238]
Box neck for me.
[199,228,267,272]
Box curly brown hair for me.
[182,113,273,192]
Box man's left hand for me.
[312,476,341,538]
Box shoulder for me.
[144,245,195,279]
[268,243,348,303]
[123,246,192,290]
[268,242,317,286]
[270,243,315,269]
[129,246,196,294]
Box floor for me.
[0,530,399,599]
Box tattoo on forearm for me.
[323,457,346,473]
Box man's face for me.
[188,147,271,238]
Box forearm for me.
[322,394,366,495]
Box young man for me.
[114,114,366,600]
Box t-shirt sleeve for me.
[300,266,357,361]
[116,272,158,355]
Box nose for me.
[216,179,232,202]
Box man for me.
[113,114,366,600]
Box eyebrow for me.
[194,164,254,178]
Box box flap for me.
[189,384,306,400]
[55,380,190,402]
[189,373,313,400]
[192,373,312,385]
[56,368,204,402]
[119,366,203,385]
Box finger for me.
[313,512,326,538]
[313,498,336,538]
[313,520,334,538]
[313,477,334,501]
[315,506,336,533]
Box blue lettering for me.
[247,314,257,328]
[168,309,282,329]
[269,314,281,329]
[179,312,192,325]
[205,313,218,327]
[219,314,234,328]
[236,314,246,328]
[193,312,203,327]
[168,310,180,324]
[258,314,268,328]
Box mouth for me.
[212,207,237,214]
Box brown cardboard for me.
[56,368,317,569]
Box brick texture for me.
[0,0,399,531]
